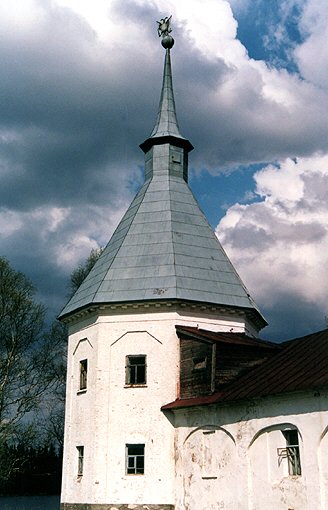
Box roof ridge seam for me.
[168,176,177,298]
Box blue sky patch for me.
[235,0,305,73]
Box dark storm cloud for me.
[262,293,326,342]
[0,2,160,213]
[183,79,328,171]
[1,0,326,217]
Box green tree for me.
[0,258,47,426]
[0,423,37,492]
[69,247,103,298]
[39,320,67,450]
[0,257,60,486]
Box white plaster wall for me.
[61,306,251,505]
[173,391,328,510]
[61,323,99,504]
[319,425,328,509]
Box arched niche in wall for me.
[181,425,238,510]
[248,422,305,510]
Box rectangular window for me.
[77,446,84,476]
[79,359,88,390]
[126,355,146,385]
[278,429,301,476]
[192,356,207,371]
[126,444,145,474]
[284,429,301,476]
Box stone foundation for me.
[61,504,174,510]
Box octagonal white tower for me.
[59,19,266,510]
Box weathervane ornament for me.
[157,15,174,49]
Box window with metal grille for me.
[79,359,88,390]
[277,429,301,476]
[126,444,145,474]
[126,355,146,385]
[77,446,84,476]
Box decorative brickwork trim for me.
[61,504,174,510]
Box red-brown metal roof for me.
[162,328,328,411]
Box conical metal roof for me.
[59,172,263,319]
[59,26,266,329]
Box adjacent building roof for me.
[58,40,265,328]
[176,325,278,349]
[162,328,328,410]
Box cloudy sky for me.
[1,0,327,341]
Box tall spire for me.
[140,16,193,153]
[150,47,181,139]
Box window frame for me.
[126,443,145,475]
[284,429,301,476]
[79,359,88,391]
[125,355,147,386]
[76,445,84,477]
[277,429,301,476]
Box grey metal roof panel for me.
[146,180,173,192]
[174,288,247,306]
[172,222,209,236]
[171,232,223,249]
[175,276,246,296]
[173,244,226,260]
[132,211,172,223]
[138,200,171,213]
[109,243,173,258]
[98,275,177,292]
[94,288,177,302]
[110,253,175,269]
[104,265,175,281]
[141,191,171,204]
[174,253,232,269]
[170,201,201,215]
[175,266,240,284]
[119,231,173,246]
[128,220,172,235]
[171,211,206,226]
[170,189,196,201]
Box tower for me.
[59,18,266,510]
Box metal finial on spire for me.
[157,15,174,49]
